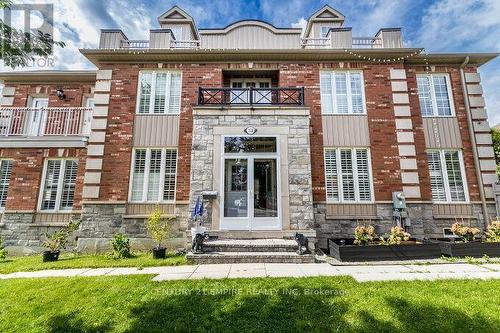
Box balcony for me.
[301,28,402,49]
[0,107,92,148]
[198,87,305,106]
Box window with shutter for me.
[324,148,373,202]
[129,148,177,202]
[416,74,454,117]
[320,71,366,114]
[137,71,182,114]
[0,160,12,210]
[427,150,467,202]
[40,159,78,211]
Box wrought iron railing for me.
[198,87,305,106]
[0,107,92,136]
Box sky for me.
[1,0,499,124]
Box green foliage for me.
[111,233,132,259]
[353,225,376,245]
[42,220,80,252]
[380,227,411,245]
[484,220,500,243]
[145,208,174,249]
[0,237,7,260]
[0,0,65,68]
[491,128,500,176]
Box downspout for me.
[459,56,490,227]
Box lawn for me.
[0,252,188,274]
[0,276,499,332]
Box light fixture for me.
[56,88,66,100]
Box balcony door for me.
[221,136,281,231]
[230,79,271,104]
[27,98,48,136]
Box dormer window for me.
[320,26,332,38]
[170,26,182,39]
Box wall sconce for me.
[56,88,66,100]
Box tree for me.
[0,0,65,68]
[491,128,500,176]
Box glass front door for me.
[221,137,281,230]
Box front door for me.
[221,136,280,230]
[27,98,48,136]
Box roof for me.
[79,48,497,67]
[304,5,346,37]
[157,6,200,39]
[0,70,97,84]
[200,20,302,34]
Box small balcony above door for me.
[198,87,305,106]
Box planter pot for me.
[152,247,166,259]
[42,251,60,262]
[439,241,500,258]
[328,240,442,262]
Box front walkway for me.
[1,263,499,282]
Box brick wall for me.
[0,148,86,211]
[8,83,93,108]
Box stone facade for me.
[188,109,314,231]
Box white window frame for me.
[320,26,333,38]
[427,149,469,203]
[416,73,455,117]
[128,147,178,203]
[38,158,78,212]
[0,159,13,211]
[324,147,374,203]
[320,71,367,115]
[135,71,182,115]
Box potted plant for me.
[146,207,173,259]
[380,226,411,245]
[484,220,500,243]
[354,225,376,245]
[42,220,80,262]
[450,222,480,242]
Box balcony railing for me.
[170,40,201,49]
[198,87,305,106]
[301,38,330,48]
[0,107,92,137]
[121,40,150,49]
[352,37,382,48]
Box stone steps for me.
[186,251,315,264]
[187,238,315,264]
[203,239,297,253]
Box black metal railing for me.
[198,87,305,106]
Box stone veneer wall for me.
[189,110,314,231]
[313,203,495,249]
[77,203,190,253]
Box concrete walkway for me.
[1,263,500,282]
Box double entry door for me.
[230,79,272,104]
[221,136,281,230]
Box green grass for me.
[0,276,499,332]
[0,252,188,274]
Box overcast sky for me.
[2,0,499,124]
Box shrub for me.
[0,237,7,260]
[43,220,80,253]
[111,233,132,258]
[380,226,411,245]
[146,208,174,249]
[484,220,500,243]
[354,225,376,246]
[451,222,480,242]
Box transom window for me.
[324,148,373,202]
[130,148,177,202]
[427,150,468,202]
[320,71,366,114]
[0,159,12,210]
[224,137,277,153]
[39,159,78,211]
[137,71,181,114]
[416,74,454,117]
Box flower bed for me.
[439,241,500,258]
[328,239,442,262]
